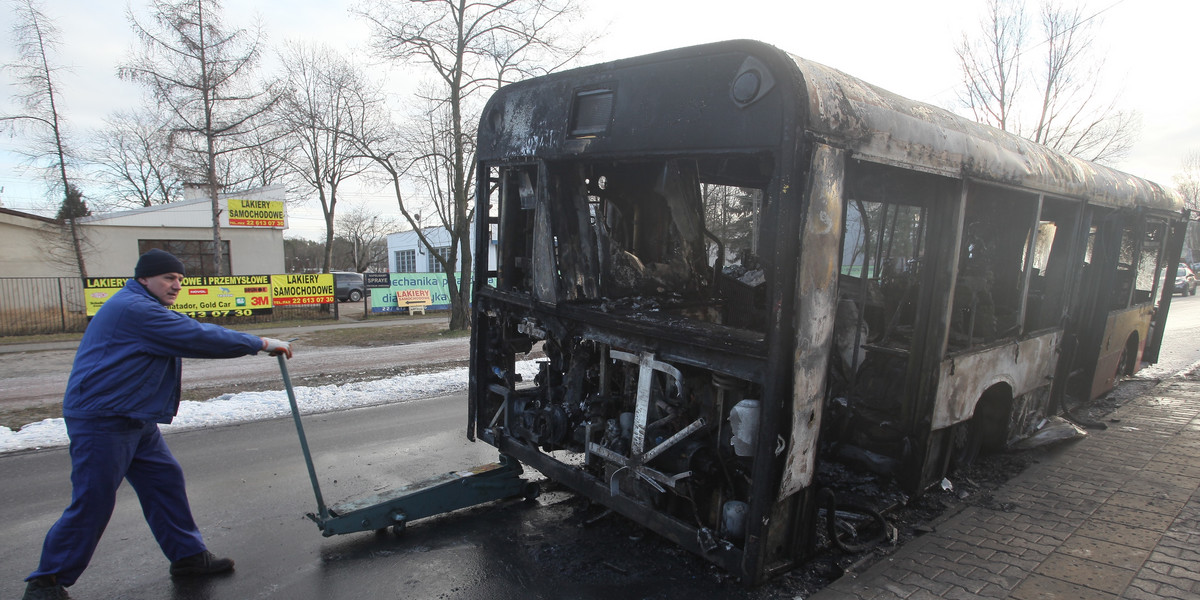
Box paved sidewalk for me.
[813,377,1200,600]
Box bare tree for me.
[355,0,595,330]
[335,203,396,273]
[1173,150,1200,212]
[226,115,292,191]
[276,42,372,274]
[956,0,1026,132]
[1027,2,1138,162]
[406,92,473,273]
[1176,151,1200,260]
[119,0,280,276]
[956,0,1137,164]
[91,109,182,208]
[338,87,438,270]
[1,0,88,276]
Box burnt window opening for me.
[1112,225,1139,310]
[1021,197,1082,333]
[486,156,772,333]
[830,161,939,430]
[1104,219,1167,311]
[703,183,762,278]
[840,199,926,350]
[1074,212,1165,312]
[948,184,1040,350]
[486,165,538,296]
[828,162,938,476]
[836,161,938,367]
[1134,221,1166,305]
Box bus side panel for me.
[1090,305,1154,398]
[933,331,1061,430]
[781,143,844,498]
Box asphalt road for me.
[3,297,1200,599]
[0,394,765,600]
[1142,293,1200,376]
[0,395,517,599]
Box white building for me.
[0,208,78,277]
[386,224,496,274]
[0,185,287,278]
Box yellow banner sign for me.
[84,276,274,317]
[270,273,334,305]
[227,199,285,227]
[83,278,127,316]
[174,275,273,318]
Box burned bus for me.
[467,40,1185,583]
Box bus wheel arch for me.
[950,383,1014,470]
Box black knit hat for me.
[135,249,186,278]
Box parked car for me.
[1175,264,1197,296]
[333,271,365,302]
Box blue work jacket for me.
[63,278,264,423]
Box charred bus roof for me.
[478,39,1181,215]
[476,40,794,162]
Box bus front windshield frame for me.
[485,154,775,336]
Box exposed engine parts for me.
[491,331,758,537]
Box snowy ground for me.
[0,360,542,454]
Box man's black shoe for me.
[169,550,235,576]
[22,575,70,599]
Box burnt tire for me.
[949,420,981,471]
[1115,348,1129,380]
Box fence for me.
[0,277,336,337]
[0,277,88,336]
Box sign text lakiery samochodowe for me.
[83,273,333,317]
[226,199,285,227]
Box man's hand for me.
[261,337,293,359]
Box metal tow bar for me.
[276,354,538,537]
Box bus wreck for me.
[467,40,1185,584]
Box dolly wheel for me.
[523,481,540,501]
[391,521,407,537]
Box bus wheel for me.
[1117,334,1139,378]
[949,420,981,471]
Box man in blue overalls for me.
[23,249,295,600]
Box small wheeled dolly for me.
[277,354,538,537]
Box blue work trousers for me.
[28,416,207,586]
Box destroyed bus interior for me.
[472,154,779,555]
[467,40,1186,584]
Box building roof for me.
[0,206,59,226]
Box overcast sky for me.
[1,0,1196,241]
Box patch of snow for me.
[0,360,542,454]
